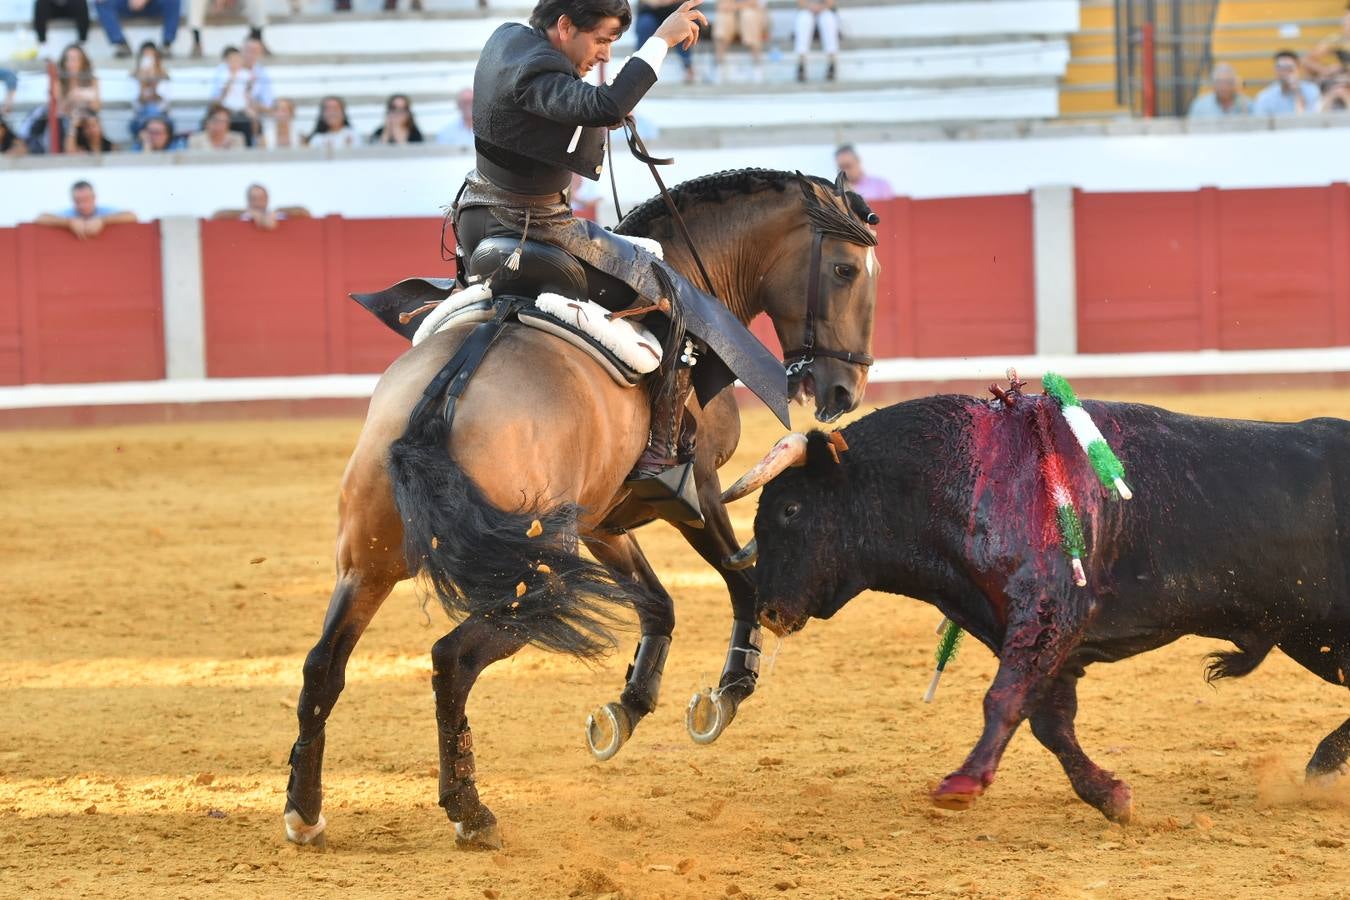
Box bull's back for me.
[1090,403,1350,633]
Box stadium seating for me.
[0,0,1076,147]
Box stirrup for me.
[625,461,702,525]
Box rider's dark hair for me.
[529,0,631,32]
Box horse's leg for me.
[284,439,406,847]
[582,531,676,761]
[430,615,528,850]
[284,568,398,846]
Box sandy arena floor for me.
[3,386,1350,899]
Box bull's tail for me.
[387,406,645,659]
[1204,641,1275,683]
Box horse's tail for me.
[387,404,642,659]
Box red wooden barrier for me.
[869,194,1036,359]
[202,215,452,377]
[1076,185,1350,353]
[0,223,163,385]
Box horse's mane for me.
[615,167,877,247]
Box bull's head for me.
[722,429,865,636]
[759,176,881,425]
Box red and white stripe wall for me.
[2,184,1348,387]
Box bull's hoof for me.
[1099,780,1134,824]
[454,808,503,851]
[931,773,984,810]
[686,689,737,745]
[284,808,328,849]
[586,702,633,762]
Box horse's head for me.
[761,173,881,424]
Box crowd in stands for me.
[1189,8,1350,118]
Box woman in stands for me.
[129,41,172,140]
[261,97,301,150]
[63,111,113,154]
[370,93,424,144]
[306,95,358,150]
[58,43,100,120]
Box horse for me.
[282,168,882,851]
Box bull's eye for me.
[833,264,856,281]
[781,501,801,523]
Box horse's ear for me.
[834,171,851,196]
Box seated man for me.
[1251,49,1321,116]
[35,179,137,238]
[94,0,182,57]
[1187,63,1249,117]
[793,0,838,82]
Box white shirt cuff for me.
[633,36,670,79]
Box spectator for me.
[713,0,767,83]
[212,183,312,225]
[1187,63,1249,117]
[794,0,838,82]
[1322,72,1350,112]
[1251,49,1321,116]
[188,0,269,59]
[35,180,137,239]
[1303,7,1350,84]
[93,0,182,58]
[306,95,358,149]
[188,103,246,150]
[209,45,261,145]
[23,43,97,153]
[636,0,696,83]
[382,0,423,9]
[58,43,100,118]
[64,111,113,153]
[260,96,300,149]
[0,114,27,157]
[129,41,172,137]
[435,87,474,147]
[240,35,275,110]
[33,0,91,57]
[133,114,186,150]
[1,68,15,115]
[371,93,424,144]
[834,144,892,202]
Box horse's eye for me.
[834,264,856,280]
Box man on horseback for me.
[452,0,791,515]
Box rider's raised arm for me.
[514,47,661,127]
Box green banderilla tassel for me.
[923,618,964,703]
[1042,372,1134,500]
[1056,503,1088,586]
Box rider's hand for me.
[653,0,709,51]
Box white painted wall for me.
[3,126,1349,228]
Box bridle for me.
[615,128,877,377]
[780,178,878,375]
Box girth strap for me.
[409,298,527,429]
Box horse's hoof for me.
[1100,780,1134,824]
[686,689,736,745]
[454,816,503,851]
[931,773,983,811]
[284,808,328,848]
[586,702,633,762]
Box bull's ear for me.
[804,430,849,476]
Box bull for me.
[722,391,1350,822]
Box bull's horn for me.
[721,433,809,503]
[723,538,758,570]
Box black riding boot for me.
[625,363,701,524]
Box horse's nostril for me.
[830,384,853,412]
